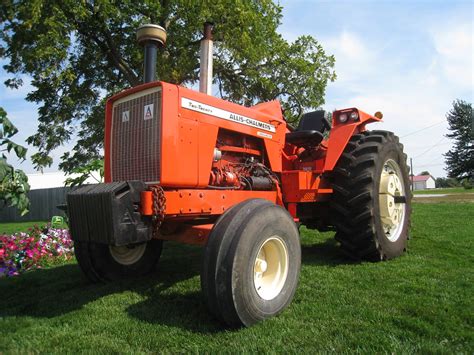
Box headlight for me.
[339,113,348,123]
[350,111,359,120]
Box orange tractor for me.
[67,24,411,327]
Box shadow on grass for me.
[301,237,357,266]
[0,236,351,333]
[0,242,225,333]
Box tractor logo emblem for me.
[121,210,135,224]
[144,104,154,120]
[122,110,129,122]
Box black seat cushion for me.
[285,130,324,147]
[286,110,329,147]
[297,110,331,134]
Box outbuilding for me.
[411,175,436,190]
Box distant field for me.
[413,188,474,203]
[0,203,472,353]
[413,187,471,195]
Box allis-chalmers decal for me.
[181,97,276,133]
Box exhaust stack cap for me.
[137,24,167,46]
[203,22,214,40]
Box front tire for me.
[74,240,163,282]
[201,199,301,327]
[330,130,412,261]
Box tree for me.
[0,107,30,215]
[0,0,336,173]
[444,100,473,180]
[435,177,460,188]
[419,171,431,176]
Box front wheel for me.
[74,239,163,282]
[201,199,301,327]
[330,130,412,261]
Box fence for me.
[0,187,70,223]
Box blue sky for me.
[1,0,473,178]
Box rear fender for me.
[323,108,382,171]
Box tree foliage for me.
[435,177,460,188]
[0,0,336,173]
[0,107,30,215]
[444,100,473,180]
[64,159,104,187]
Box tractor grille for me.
[110,87,162,182]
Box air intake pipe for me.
[137,24,167,83]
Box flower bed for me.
[0,225,74,277]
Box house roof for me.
[411,175,432,182]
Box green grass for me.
[1,203,473,353]
[0,220,69,235]
[0,221,49,235]
[413,187,471,194]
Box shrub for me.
[462,179,473,190]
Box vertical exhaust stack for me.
[199,22,214,95]
[137,24,167,83]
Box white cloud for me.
[324,31,378,86]
[317,27,468,177]
[430,23,474,91]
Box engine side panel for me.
[105,82,286,189]
[178,87,286,188]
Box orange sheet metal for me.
[142,189,278,217]
[154,224,213,245]
[281,171,333,203]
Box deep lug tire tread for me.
[330,130,412,261]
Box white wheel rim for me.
[109,243,147,265]
[379,159,407,242]
[253,236,289,300]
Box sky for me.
[1,0,473,178]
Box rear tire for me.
[330,130,412,261]
[201,199,301,327]
[74,240,163,282]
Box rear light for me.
[339,113,348,123]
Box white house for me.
[411,175,436,190]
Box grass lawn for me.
[1,202,473,353]
[0,220,68,235]
[0,221,49,235]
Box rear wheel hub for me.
[379,159,406,242]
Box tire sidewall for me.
[201,199,274,319]
[88,240,163,281]
[225,205,301,326]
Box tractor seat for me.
[286,110,331,147]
